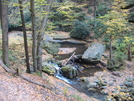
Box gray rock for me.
[49,40,86,45]
[100,86,107,89]
[87,83,97,88]
[112,72,123,77]
[101,83,107,86]
[126,77,134,82]
[94,80,100,83]
[82,43,105,62]
[124,81,133,87]
[128,88,134,92]
[61,64,78,79]
[103,81,108,83]
[119,83,124,86]
[109,82,114,86]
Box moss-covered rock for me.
[42,41,60,55]
[61,64,78,79]
[42,62,56,75]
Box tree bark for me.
[30,0,37,72]
[0,0,2,20]
[18,0,31,73]
[37,0,54,75]
[1,0,9,65]
[108,36,113,68]
[94,0,96,28]
[127,45,132,61]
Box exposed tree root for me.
[0,59,52,90]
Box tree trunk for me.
[1,0,9,65]
[108,36,113,68]
[94,0,96,28]
[30,0,37,72]
[127,45,132,61]
[37,0,54,75]
[18,0,31,73]
[0,0,2,20]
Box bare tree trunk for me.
[37,0,54,75]
[108,36,113,68]
[30,0,37,72]
[127,45,132,61]
[94,0,96,28]
[1,0,9,65]
[0,0,2,20]
[18,0,31,73]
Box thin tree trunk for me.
[0,0,2,20]
[94,0,96,28]
[37,0,53,75]
[109,36,113,68]
[18,0,31,73]
[127,45,132,61]
[30,0,37,72]
[1,0,9,65]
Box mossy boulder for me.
[61,64,78,79]
[42,41,60,55]
[42,62,56,75]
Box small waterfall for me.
[52,63,76,84]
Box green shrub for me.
[96,3,112,16]
[87,18,107,38]
[70,21,90,39]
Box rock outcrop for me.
[61,64,78,79]
[82,43,105,62]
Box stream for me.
[50,42,107,100]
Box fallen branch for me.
[0,59,52,90]
[62,52,75,66]
[0,59,16,74]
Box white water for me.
[52,63,76,84]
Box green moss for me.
[43,41,60,55]
[42,65,55,75]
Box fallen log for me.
[0,59,52,90]
[62,52,75,66]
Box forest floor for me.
[0,31,134,101]
[0,65,97,101]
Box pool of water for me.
[55,42,88,60]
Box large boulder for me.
[82,43,105,62]
[42,41,60,55]
[61,64,78,79]
[42,62,56,75]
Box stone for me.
[128,88,134,93]
[87,83,97,88]
[112,72,123,77]
[100,86,107,89]
[101,83,107,86]
[42,62,56,75]
[42,41,60,55]
[124,81,133,87]
[126,77,134,82]
[82,43,105,62]
[109,82,114,86]
[61,64,78,79]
